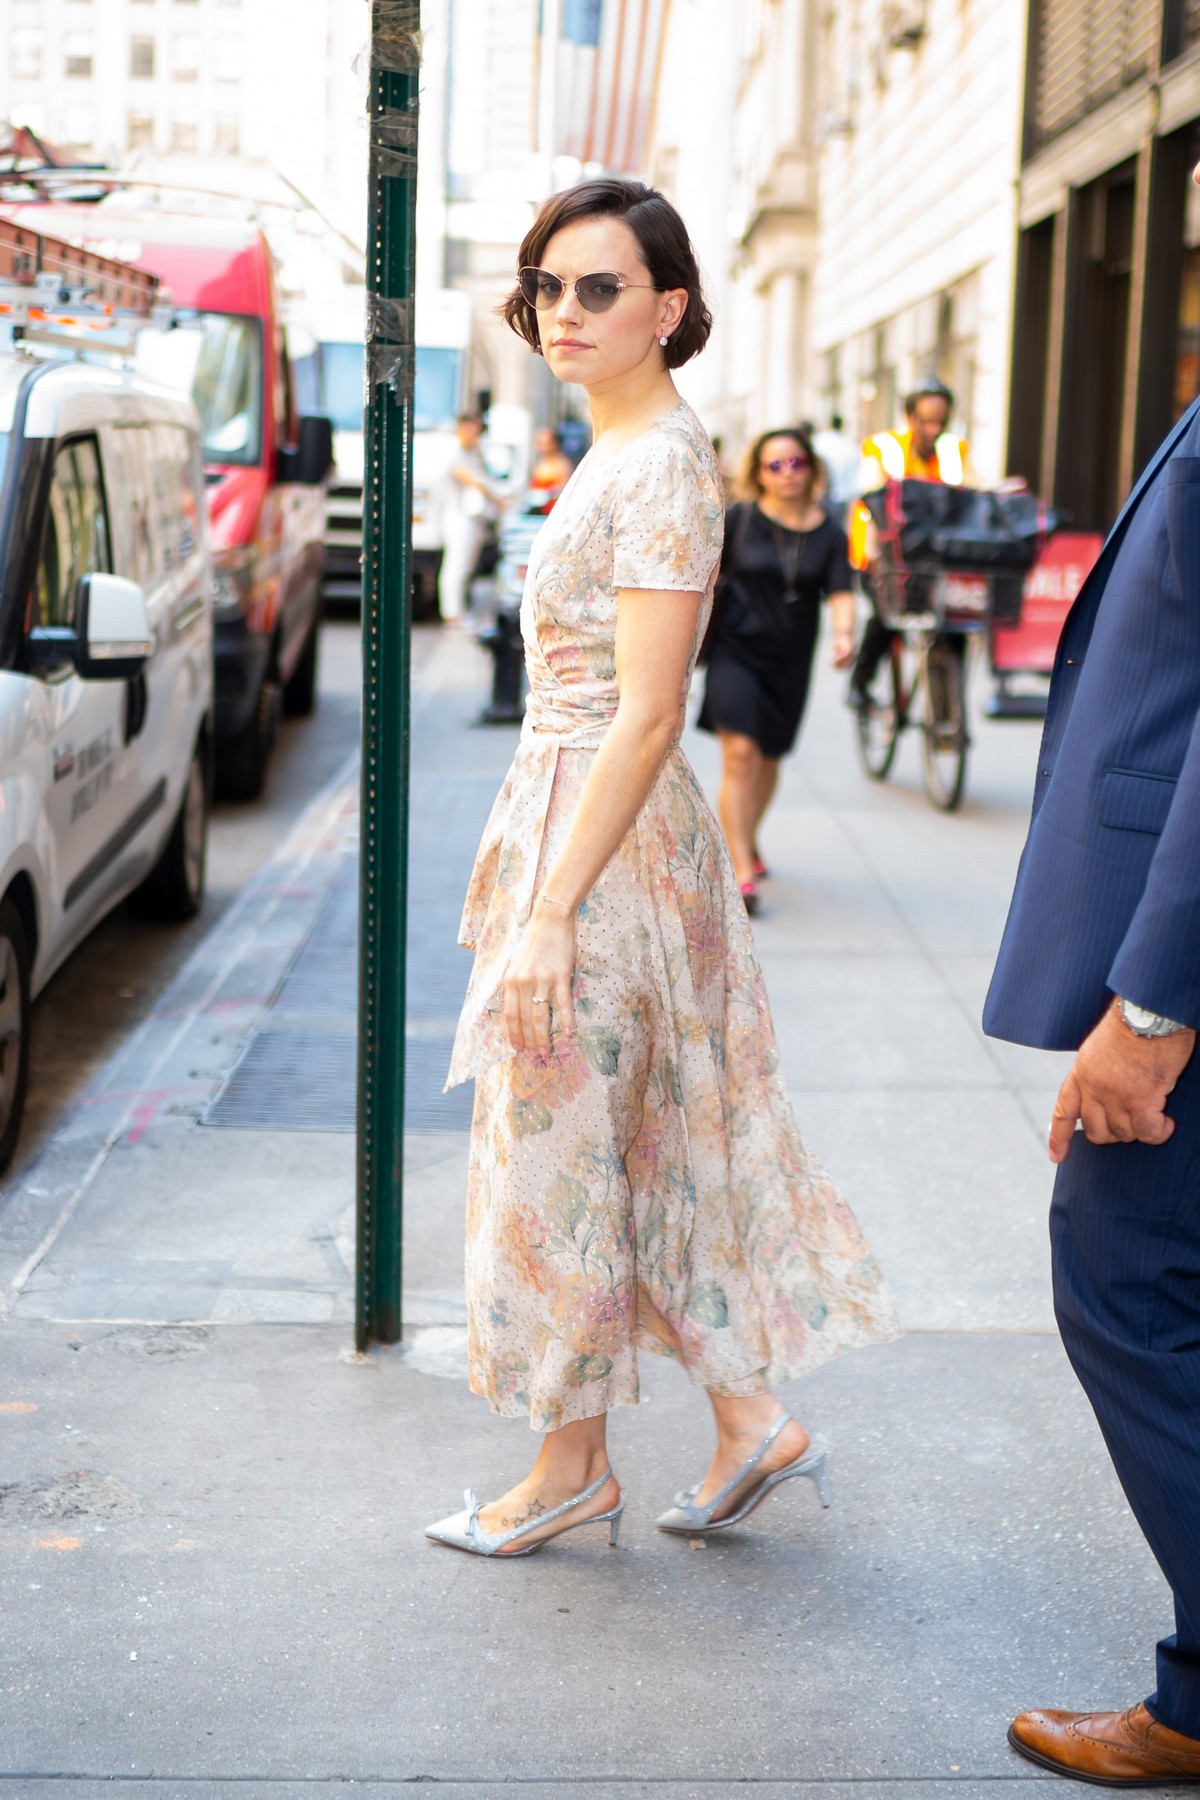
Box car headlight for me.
[212,548,254,621]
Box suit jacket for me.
[984,395,1200,1049]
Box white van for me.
[0,352,213,1171]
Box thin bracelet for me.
[539,891,573,912]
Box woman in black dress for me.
[697,426,856,914]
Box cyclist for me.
[847,378,975,709]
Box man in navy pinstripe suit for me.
[985,265,1200,1780]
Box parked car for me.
[0,315,213,1171]
[493,486,561,610]
[1,204,333,799]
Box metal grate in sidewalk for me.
[205,1029,472,1133]
[203,774,497,1134]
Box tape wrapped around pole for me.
[371,0,421,71]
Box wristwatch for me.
[1117,997,1190,1039]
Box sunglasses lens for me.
[764,456,808,472]
[577,274,623,313]
[520,268,564,308]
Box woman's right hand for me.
[502,908,577,1055]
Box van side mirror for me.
[26,574,154,681]
[279,415,334,485]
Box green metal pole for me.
[357,0,419,1350]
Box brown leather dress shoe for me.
[1009,1702,1200,1786]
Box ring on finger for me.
[532,996,549,1006]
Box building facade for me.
[1,0,367,291]
[438,0,681,455]
[649,0,822,456]
[1010,0,1200,530]
[811,0,1026,483]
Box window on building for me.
[9,102,46,134]
[168,118,199,153]
[62,105,95,146]
[127,112,154,149]
[213,115,240,155]
[171,34,200,79]
[214,35,240,80]
[64,35,94,77]
[129,36,155,77]
[10,29,43,79]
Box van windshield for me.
[415,347,462,431]
[136,312,264,467]
[316,341,364,434]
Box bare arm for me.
[451,463,498,500]
[503,586,703,1054]
[828,588,856,667]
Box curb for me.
[0,750,361,1321]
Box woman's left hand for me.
[831,630,857,670]
[503,910,577,1055]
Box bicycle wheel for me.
[921,635,969,811]
[856,636,904,781]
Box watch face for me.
[1123,1001,1158,1031]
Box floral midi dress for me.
[447,400,899,1432]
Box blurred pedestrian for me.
[985,144,1200,1778]
[696,426,856,914]
[438,413,501,624]
[811,414,859,530]
[427,175,898,1560]
[529,424,573,498]
[847,379,974,708]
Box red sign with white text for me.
[990,531,1105,673]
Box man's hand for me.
[1049,1000,1196,1164]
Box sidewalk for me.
[0,627,1174,1797]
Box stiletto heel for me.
[426,1468,623,1557]
[656,1417,830,1535]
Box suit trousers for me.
[1050,1052,1200,1736]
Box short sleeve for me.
[611,436,725,593]
[822,523,853,596]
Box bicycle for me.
[854,564,1007,811]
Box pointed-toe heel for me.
[425,1467,623,1557]
[656,1417,830,1535]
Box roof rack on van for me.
[0,217,173,360]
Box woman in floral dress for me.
[427,178,898,1558]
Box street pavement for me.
[0,621,1178,1797]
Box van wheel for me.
[282,617,319,717]
[216,675,280,801]
[0,897,32,1175]
[129,740,207,921]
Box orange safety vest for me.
[848,428,973,568]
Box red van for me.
[0,205,332,798]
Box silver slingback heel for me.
[656,1416,830,1535]
[425,1467,624,1557]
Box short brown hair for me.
[737,426,824,503]
[501,177,712,370]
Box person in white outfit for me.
[811,415,860,532]
[438,414,500,623]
